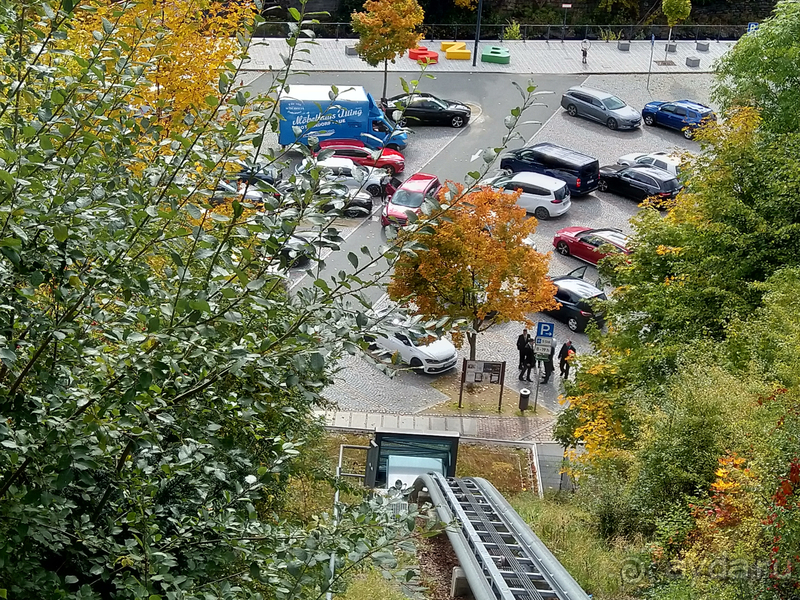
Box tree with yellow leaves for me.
[388,185,557,360]
[351,0,424,104]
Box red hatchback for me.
[380,173,441,227]
[315,139,405,175]
[553,227,630,265]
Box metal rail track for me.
[412,472,590,600]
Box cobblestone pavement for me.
[245,38,733,75]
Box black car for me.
[320,189,373,218]
[230,162,281,187]
[383,92,470,128]
[499,143,600,196]
[598,164,682,202]
[544,267,607,333]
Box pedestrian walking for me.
[581,39,590,64]
[541,338,556,384]
[559,339,576,379]
[519,341,535,382]
[516,328,530,370]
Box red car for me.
[380,173,441,227]
[553,227,630,265]
[315,139,405,175]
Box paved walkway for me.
[245,38,734,75]
[315,409,556,442]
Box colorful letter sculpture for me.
[440,41,471,60]
[409,46,439,64]
[481,45,511,64]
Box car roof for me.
[318,157,358,169]
[527,142,598,167]
[398,173,439,192]
[591,228,629,247]
[567,86,616,100]
[508,171,567,191]
[553,277,604,297]
[320,139,365,148]
[627,165,677,181]
[673,99,713,113]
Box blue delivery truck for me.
[278,85,407,151]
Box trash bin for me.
[519,388,531,411]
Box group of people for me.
[516,329,576,384]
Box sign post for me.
[460,359,507,411]
[647,33,655,91]
[472,0,484,67]
[532,322,554,413]
[561,3,572,43]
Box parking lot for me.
[248,72,717,414]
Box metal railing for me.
[254,22,747,42]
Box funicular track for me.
[412,473,590,600]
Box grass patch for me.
[427,371,553,417]
[336,569,409,600]
[457,443,534,494]
[510,492,646,600]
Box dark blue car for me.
[641,100,716,139]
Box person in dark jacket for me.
[519,341,535,382]
[559,340,576,379]
[541,339,556,384]
[516,328,530,370]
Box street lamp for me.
[471,0,483,67]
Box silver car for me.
[560,86,641,130]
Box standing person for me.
[516,328,530,370]
[519,341,535,382]
[581,39,590,64]
[559,340,576,379]
[541,338,556,384]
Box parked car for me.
[320,189,373,217]
[383,92,471,128]
[500,142,599,196]
[641,100,716,139]
[553,227,630,265]
[561,86,641,130]
[480,171,571,220]
[309,157,390,197]
[544,267,607,332]
[315,139,405,175]
[380,173,441,227]
[278,232,317,269]
[229,161,280,186]
[617,151,682,176]
[598,164,682,202]
[370,329,458,374]
[210,181,263,206]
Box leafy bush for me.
[504,19,522,40]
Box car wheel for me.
[534,207,549,220]
[386,143,400,151]
[556,241,570,256]
[683,127,694,140]
[567,104,578,117]
[567,317,581,332]
[607,118,618,130]
[410,357,424,373]
[397,118,407,128]
[384,165,395,176]
[366,184,382,196]
[644,114,655,126]
[451,115,465,128]
[598,179,608,192]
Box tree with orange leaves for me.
[388,185,557,360]
[351,0,424,104]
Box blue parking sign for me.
[748,22,759,34]
[536,322,554,338]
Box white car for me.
[305,156,390,197]
[616,151,682,176]
[480,171,571,220]
[373,331,458,374]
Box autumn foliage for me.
[388,184,556,359]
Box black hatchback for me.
[544,267,607,333]
[598,164,682,202]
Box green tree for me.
[351,0,424,104]
[713,0,800,135]
[0,1,431,598]
[662,0,691,62]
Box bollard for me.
[519,388,531,411]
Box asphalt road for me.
[247,72,584,305]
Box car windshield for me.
[430,98,448,109]
[602,96,626,110]
[554,186,568,201]
[662,178,682,191]
[392,189,424,208]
